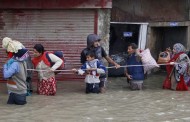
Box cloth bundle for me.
[139,48,159,74]
[2,37,25,53]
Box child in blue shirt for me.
[73,51,106,93]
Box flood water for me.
[1,72,190,122]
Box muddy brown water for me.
[1,72,190,122]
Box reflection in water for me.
[0,72,190,121]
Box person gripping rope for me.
[81,34,120,93]
[125,43,145,90]
[163,43,190,91]
[2,37,33,96]
[73,51,106,93]
[3,48,29,105]
[32,44,63,95]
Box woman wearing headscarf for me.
[32,44,63,95]
[2,37,33,95]
[163,43,190,91]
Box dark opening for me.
[150,26,187,60]
[108,23,140,77]
[150,26,187,71]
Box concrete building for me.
[0,0,112,81]
[109,0,190,76]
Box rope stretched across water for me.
[26,62,177,72]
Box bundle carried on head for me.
[2,37,25,53]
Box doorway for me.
[108,23,140,76]
[109,24,140,55]
[148,26,188,60]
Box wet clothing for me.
[7,93,26,105]
[37,77,56,95]
[14,48,33,94]
[4,60,27,94]
[126,53,144,80]
[81,46,107,86]
[99,77,107,88]
[32,51,63,95]
[81,34,108,88]
[2,37,33,95]
[3,51,28,105]
[126,52,144,90]
[6,46,33,95]
[25,56,33,94]
[163,52,190,91]
[77,59,106,93]
[86,83,100,94]
[129,80,143,90]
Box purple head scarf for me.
[173,43,186,54]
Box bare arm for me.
[105,56,120,68]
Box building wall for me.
[147,21,190,60]
[187,26,190,48]
[97,9,110,67]
[111,0,190,61]
[98,9,111,56]
[112,0,188,22]
[0,0,112,9]
[0,10,97,81]
[146,27,163,59]
[0,0,112,81]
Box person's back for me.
[5,61,27,94]
[2,37,33,95]
[14,48,33,95]
[3,56,28,105]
